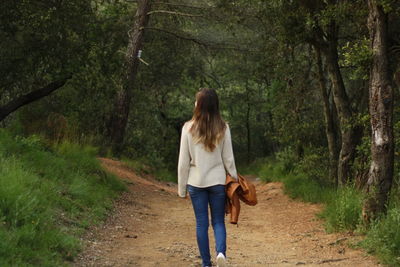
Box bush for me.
[361,200,400,266]
[295,148,329,185]
[275,147,298,173]
[319,186,363,232]
[256,159,284,183]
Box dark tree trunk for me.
[0,76,72,122]
[245,85,251,163]
[315,47,339,186]
[246,103,251,163]
[322,22,357,186]
[108,0,152,154]
[362,0,394,224]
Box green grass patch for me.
[255,159,334,203]
[319,186,363,232]
[122,157,177,183]
[0,130,126,266]
[360,197,400,266]
[280,173,334,203]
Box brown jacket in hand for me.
[225,173,257,224]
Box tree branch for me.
[0,76,72,122]
[152,2,210,9]
[147,10,203,17]
[145,27,207,45]
[145,27,258,52]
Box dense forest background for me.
[1,0,400,266]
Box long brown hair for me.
[190,88,226,152]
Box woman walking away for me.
[178,88,238,267]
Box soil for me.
[73,158,380,267]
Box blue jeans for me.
[187,184,226,267]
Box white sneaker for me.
[216,252,226,267]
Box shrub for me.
[319,186,363,232]
[361,201,400,266]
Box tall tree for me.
[108,0,152,154]
[362,0,394,223]
[321,22,357,186]
[315,47,339,185]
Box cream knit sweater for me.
[178,120,238,197]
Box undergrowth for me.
[122,157,177,183]
[250,151,400,266]
[360,192,400,266]
[0,130,126,266]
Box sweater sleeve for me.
[222,124,238,180]
[177,124,190,197]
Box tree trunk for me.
[0,76,72,122]
[362,0,394,224]
[322,22,357,186]
[108,0,152,154]
[315,47,339,186]
[245,84,251,163]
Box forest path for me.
[73,158,380,267]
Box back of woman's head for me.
[190,88,226,152]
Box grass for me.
[0,130,126,266]
[254,159,334,203]
[360,193,400,266]
[248,156,400,266]
[122,157,177,183]
[319,186,363,232]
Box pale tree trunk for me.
[315,47,339,186]
[108,0,152,154]
[362,0,394,224]
[323,22,357,186]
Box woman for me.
[178,88,238,267]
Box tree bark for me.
[108,0,152,154]
[362,0,394,224]
[315,47,339,186]
[0,76,72,122]
[322,22,357,186]
[245,83,251,163]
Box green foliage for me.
[275,147,298,173]
[341,38,372,81]
[379,0,398,13]
[0,130,125,265]
[154,168,177,183]
[1,0,93,98]
[255,153,334,204]
[361,203,400,266]
[296,148,330,183]
[238,157,271,177]
[280,173,334,204]
[122,157,176,183]
[319,186,363,232]
[122,157,152,175]
[257,160,284,183]
[2,0,400,264]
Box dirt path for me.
[73,158,380,267]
